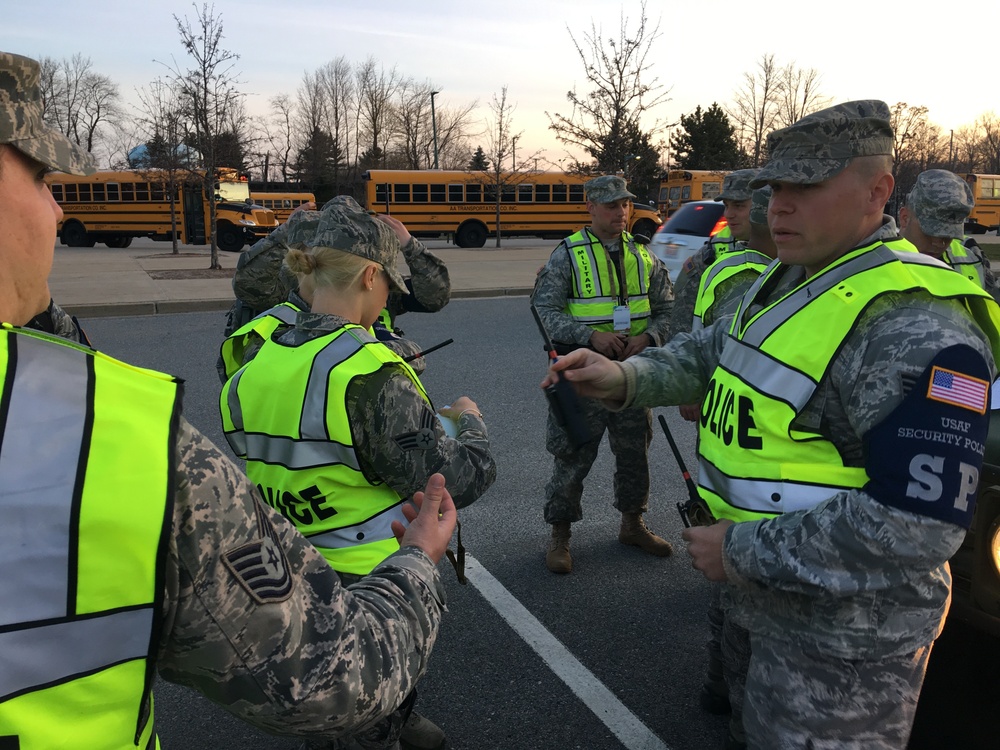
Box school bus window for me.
[107,183,119,201]
[135,183,149,201]
[282,199,292,209]
[536,184,550,202]
[394,184,410,202]
[553,185,567,202]
[702,182,722,200]
[669,186,681,202]
[413,184,429,203]
[121,183,134,201]
[682,186,692,201]
[518,184,533,202]
[448,184,463,202]
[151,183,165,201]
[430,184,445,202]
[92,184,105,202]
[78,184,91,202]
[485,184,497,204]
[466,184,482,202]
[375,183,388,203]
[65,184,77,201]
[50,184,63,201]
[501,184,515,202]
[569,185,584,203]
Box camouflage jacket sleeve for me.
[157,418,445,738]
[721,293,996,655]
[615,317,731,410]
[232,232,292,310]
[348,366,496,509]
[643,252,674,345]
[386,237,452,318]
[529,242,596,347]
[668,246,710,339]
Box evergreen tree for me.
[467,145,489,171]
[669,104,744,170]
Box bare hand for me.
[393,473,457,565]
[681,520,734,582]
[621,334,651,360]
[376,213,413,246]
[438,396,480,419]
[590,330,627,359]
[679,403,701,422]
[541,348,626,401]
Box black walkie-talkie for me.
[530,305,591,448]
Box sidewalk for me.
[50,238,553,318]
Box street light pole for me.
[430,90,440,170]
[512,135,518,171]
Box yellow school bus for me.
[962,173,1000,233]
[363,169,662,247]
[251,191,316,224]
[657,170,729,217]
[45,167,278,252]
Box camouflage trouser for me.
[743,634,930,750]
[543,396,651,524]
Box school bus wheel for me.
[216,222,245,253]
[61,220,95,248]
[456,221,487,248]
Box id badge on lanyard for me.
[613,304,631,332]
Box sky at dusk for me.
[6,0,999,165]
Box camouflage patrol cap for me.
[715,169,758,201]
[0,52,95,175]
[749,186,772,226]
[283,196,407,293]
[750,100,893,188]
[585,175,636,203]
[906,169,974,240]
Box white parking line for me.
[464,554,671,750]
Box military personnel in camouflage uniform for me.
[25,298,90,344]
[221,197,452,380]
[899,168,1000,302]
[545,101,1000,749]
[221,201,496,750]
[0,50,456,749]
[532,174,674,574]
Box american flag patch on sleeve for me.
[926,366,989,414]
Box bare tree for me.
[952,123,983,173]
[433,99,479,170]
[777,64,830,128]
[392,78,435,169]
[168,1,245,269]
[38,53,123,162]
[355,57,401,167]
[889,102,947,207]
[318,57,355,191]
[481,86,524,248]
[728,54,782,167]
[135,78,193,254]
[977,113,1000,175]
[263,93,296,183]
[547,1,670,196]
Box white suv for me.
[648,200,727,281]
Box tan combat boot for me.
[545,522,573,574]
[619,512,674,557]
[399,711,447,750]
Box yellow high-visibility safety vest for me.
[697,243,1000,523]
[945,238,987,288]
[711,225,738,257]
[221,324,430,575]
[219,301,300,381]
[562,229,654,335]
[0,325,180,749]
[692,248,772,331]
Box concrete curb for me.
[64,288,533,319]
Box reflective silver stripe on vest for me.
[0,608,153,701]
[224,365,249,456]
[306,502,408,549]
[256,304,298,325]
[0,334,88,627]
[740,244,897,347]
[699,459,847,515]
[701,250,771,291]
[718,338,818,411]
[242,433,360,471]
[302,331,370,438]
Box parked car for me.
[648,200,727,281]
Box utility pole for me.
[430,90,440,169]
[512,135,518,170]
